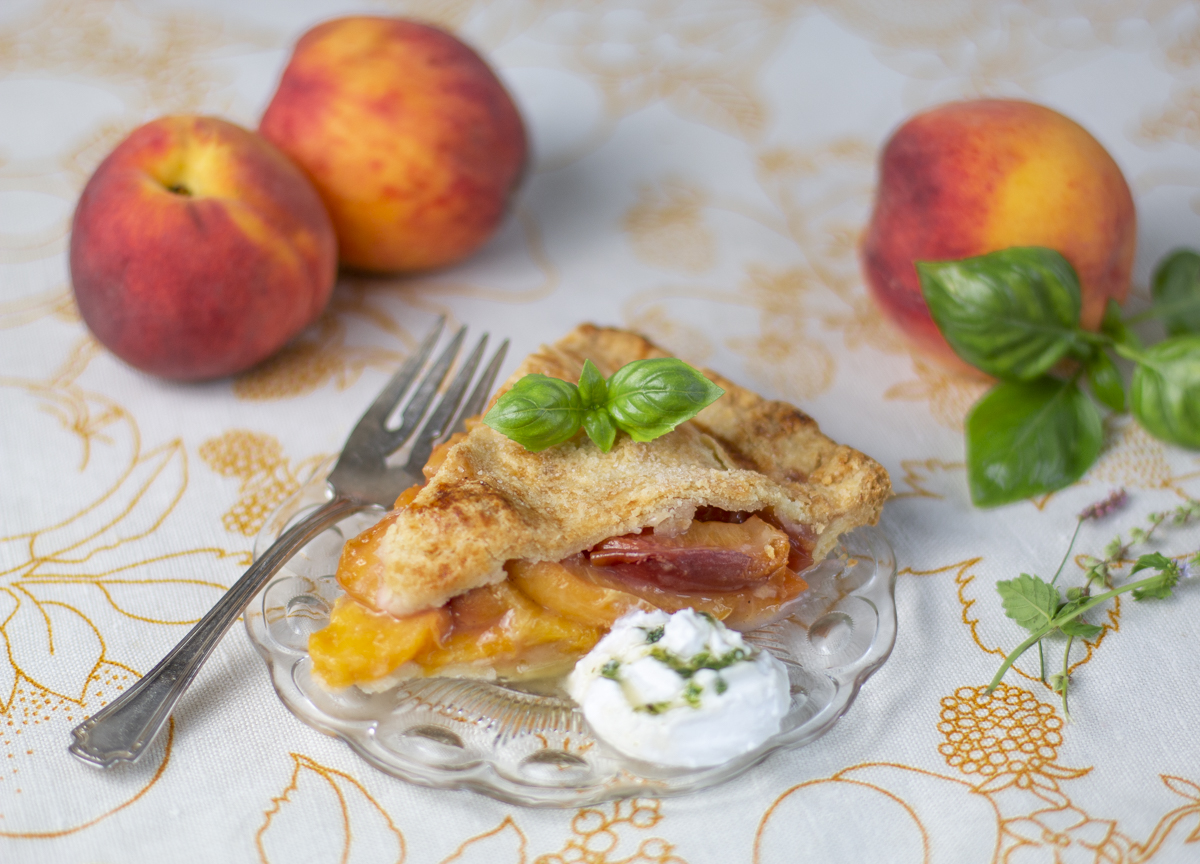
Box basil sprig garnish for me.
[483,357,724,453]
[919,246,1200,507]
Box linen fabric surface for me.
[1,1,1199,862]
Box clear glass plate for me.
[244,462,897,807]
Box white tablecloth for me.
[2,1,1199,861]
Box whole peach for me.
[70,116,337,380]
[861,99,1136,370]
[259,17,527,273]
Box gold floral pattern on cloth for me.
[885,360,991,432]
[1088,417,1200,493]
[755,683,1200,863]
[893,459,968,500]
[199,431,328,537]
[620,138,920,404]
[397,0,794,143]
[1138,84,1200,147]
[624,180,717,274]
[818,0,1193,105]
[256,753,406,864]
[0,374,243,835]
[533,800,686,864]
[255,752,686,864]
[936,685,1082,792]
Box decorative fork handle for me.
[69,492,367,768]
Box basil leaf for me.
[483,374,583,452]
[1130,335,1200,449]
[996,573,1060,633]
[917,247,1086,381]
[1101,297,1140,349]
[582,408,617,453]
[607,358,725,442]
[1085,348,1125,413]
[1151,249,1200,336]
[966,378,1103,506]
[577,359,608,409]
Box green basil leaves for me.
[917,248,1086,381]
[481,374,584,452]
[1151,249,1200,337]
[966,378,1102,507]
[607,358,726,442]
[484,357,724,453]
[921,245,1200,507]
[1130,335,1200,449]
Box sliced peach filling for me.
[309,433,814,689]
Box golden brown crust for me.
[343,324,891,616]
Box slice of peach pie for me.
[308,325,891,690]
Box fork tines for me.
[383,318,508,469]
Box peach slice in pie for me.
[309,325,890,690]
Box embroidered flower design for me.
[1004,806,1117,864]
[937,685,1088,794]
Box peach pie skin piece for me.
[309,324,891,689]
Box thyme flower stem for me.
[1050,519,1084,587]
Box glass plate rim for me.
[244,464,898,807]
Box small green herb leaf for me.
[483,374,583,452]
[582,408,617,453]
[1130,552,1180,600]
[996,573,1061,633]
[1151,249,1200,337]
[600,659,621,680]
[1058,618,1103,639]
[1131,335,1200,449]
[607,358,725,442]
[966,378,1103,507]
[1085,348,1126,413]
[577,359,608,408]
[1055,599,1103,639]
[917,247,1085,381]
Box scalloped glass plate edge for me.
[244,469,897,807]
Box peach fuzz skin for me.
[861,99,1136,372]
[258,17,527,273]
[70,116,337,381]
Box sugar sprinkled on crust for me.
[340,324,891,616]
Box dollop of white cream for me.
[567,608,791,768]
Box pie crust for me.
[338,324,891,618]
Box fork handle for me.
[68,493,366,768]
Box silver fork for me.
[68,319,508,768]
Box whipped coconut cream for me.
[567,608,791,768]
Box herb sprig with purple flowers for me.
[987,490,1200,718]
